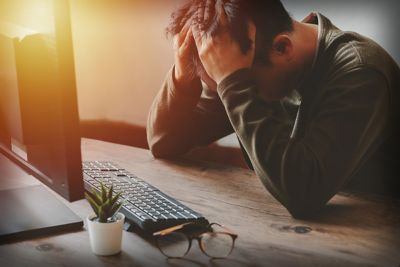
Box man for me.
[147,0,400,218]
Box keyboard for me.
[82,161,209,233]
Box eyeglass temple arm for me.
[153,222,193,237]
[209,222,238,237]
[154,222,238,238]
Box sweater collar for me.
[296,12,337,99]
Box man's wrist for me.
[170,65,202,98]
[173,65,199,90]
[216,67,252,85]
[217,68,254,96]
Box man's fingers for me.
[191,23,203,50]
[216,0,228,27]
[203,0,214,27]
[181,27,193,50]
[197,2,205,31]
[198,0,214,31]
[177,23,190,46]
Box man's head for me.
[166,0,294,80]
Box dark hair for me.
[166,0,293,74]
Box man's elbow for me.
[148,137,189,159]
[286,205,321,219]
[149,141,173,159]
[277,171,331,218]
[147,131,173,158]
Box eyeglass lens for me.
[200,232,234,258]
[156,232,190,258]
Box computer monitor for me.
[0,0,83,201]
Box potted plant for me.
[85,183,125,256]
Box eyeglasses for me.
[153,222,238,259]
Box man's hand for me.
[192,0,256,85]
[173,24,197,87]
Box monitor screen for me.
[0,0,83,201]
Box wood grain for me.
[0,138,399,267]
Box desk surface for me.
[0,139,399,267]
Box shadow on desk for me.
[80,120,149,149]
[80,120,249,169]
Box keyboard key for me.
[140,215,153,221]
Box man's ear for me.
[271,34,293,61]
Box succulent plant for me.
[85,183,123,223]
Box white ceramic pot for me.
[86,212,125,256]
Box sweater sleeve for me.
[147,67,234,158]
[217,67,389,218]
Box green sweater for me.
[147,13,400,218]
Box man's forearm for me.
[216,68,389,218]
[147,67,234,158]
[147,67,203,157]
[216,69,299,212]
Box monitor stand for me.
[0,154,82,243]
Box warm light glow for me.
[0,0,55,39]
[0,22,35,40]
[0,0,77,145]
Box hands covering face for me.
[173,0,256,91]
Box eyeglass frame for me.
[153,222,238,259]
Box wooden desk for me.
[1,139,399,267]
